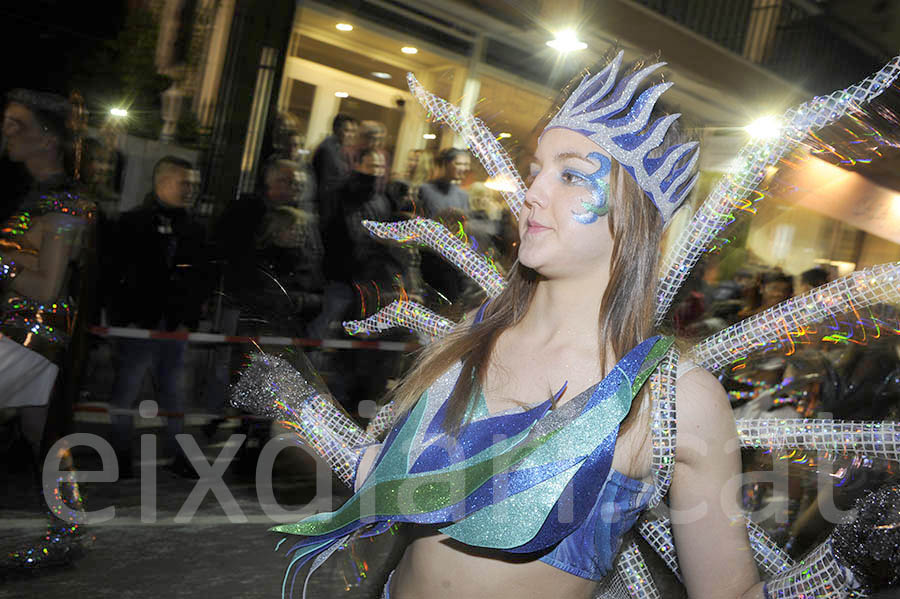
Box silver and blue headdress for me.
[544,51,698,223]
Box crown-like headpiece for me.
[545,51,698,222]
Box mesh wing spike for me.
[640,515,796,580]
[689,262,900,372]
[648,346,679,509]
[407,74,528,219]
[655,56,900,325]
[639,514,866,597]
[594,572,632,599]
[343,298,455,340]
[615,539,662,599]
[365,402,396,438]
[737,418,900,462]
[364,218,507,298]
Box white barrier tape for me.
[89,326,418,352]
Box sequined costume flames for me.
[233,51,900,599]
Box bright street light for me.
[110,108,128,117]
[744,115,781,139]
[547,29,587,52]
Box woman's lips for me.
[526,219,550,234]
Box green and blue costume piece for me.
[275,335,672,597]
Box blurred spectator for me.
[312,114,357,236]
[465,182,516,267]
[106,156,210,478]
[358,120,388,163]
[418,148,470,218]
[255,194,324,324]
[735,268,763,321]
[386,179,414,213]
[216,158,320,326]
[339,149,402,301]
[797,266,829,295]
[309,148,405,410]
[269,111,305,163]
[759,271,794,310]
[407,149,434,201]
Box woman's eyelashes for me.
[570,152,611,225]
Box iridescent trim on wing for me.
[655,55,900,325]
[343,298,455,340]
[737,418,900,462]
[363,218,507,298]
[407,73,528,219]
[648,345,678,509]
[615,539,662,599]
[689,262,900,372]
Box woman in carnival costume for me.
[0,89,96,571]
[234,50,900,598]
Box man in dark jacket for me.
[106,155,209,478]
[311,114,357,236]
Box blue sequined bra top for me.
[273,332,672,596]
[467,385,654,579]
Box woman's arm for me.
[669,368,764,599]
[10,213,81,303]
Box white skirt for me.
[0,335,58,408]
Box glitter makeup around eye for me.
[571,152,612,225]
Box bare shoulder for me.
[674,367,738,465]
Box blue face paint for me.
[567,152,611,225]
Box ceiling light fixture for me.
[401,46,419,55]
[423,133,436,140]
[334,91,349,98]
[546,29,587,52]
[371,72,392,80]
[336,23,353,32]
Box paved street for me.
[0,421,399,599]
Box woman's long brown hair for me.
[389,158,664,436]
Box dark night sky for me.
[0,1,128,100]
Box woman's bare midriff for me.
[385,418,652,599]
[389,528,596,599]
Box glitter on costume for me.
[363,218,507,298]
[656,55,900,325]
[736,419,900,462]
[343,299,454,340]
[230,353,375,486]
